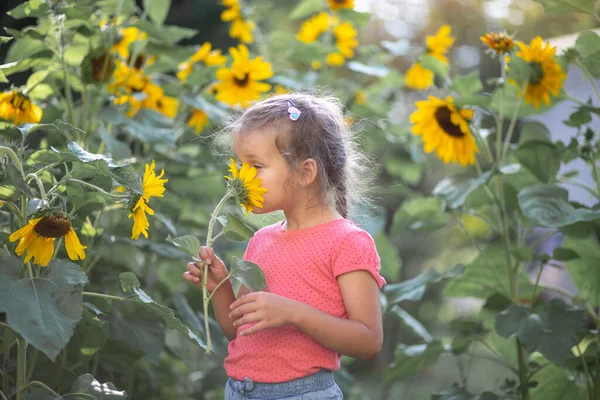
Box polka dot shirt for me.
[224,218,386,383]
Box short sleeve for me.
[331,230,386,289]
[242,235,256,262]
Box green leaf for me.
[4,163,34,198]
[561,233,600,307]
[119,272,141,294]
[346,61,389,77]
[229,257,267,292]
[166,235,201,259]
[0,257,88,361]
[575,31,600,78]
[418,54,449,78]
[0,69,7,83]
[70,374,127,398]
[445,245,535,300]
[384,264,464,305]
[518,121,553,146]
[224,213,255,242]
[564,106,593,128]
[107,307,164,364]
[507,53,531,85]
[133,20,197,44]
[391,197,447,233]
[533,0,598,16]
[451,71,483,96]
[336,9,372,27]
[385,155,422,184]
[530,363,588,400]
[514,142,560,183]
[389,306,432,342]
[552,247,580,261]
[453,95,491,108]
[490,81,563,117]
[432,385,501,400]
[289,0,325,19]
[132,287,206,350]
[433,170,493,210]
[495,300,586,365]
[143,0,171,25]
[7,0,50,19]
[374,232,401,281]
[518,184,600,227]
[385,342,444,383]
[181,93,228,121]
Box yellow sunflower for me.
[297,12,332,43]
[221,0,241,21]
[426,25,455,65]
[225,158,268,215]
[480,32,514,56]
[410,96,478,166]
[178,42,227,81]
[0,90,43,125]
[111,27,147,59]
[230,18,255,44]
[405,63,434,90]
[354,90,366,105]
[515,36,566,109]
[333,22,358,58]
[214,44,273,107]
[328,0,354,11]
[187,109,209,134]
[128,160,168,239]
[326,52,345,66]
[9,214,87,267]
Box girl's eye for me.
[254,165,262,169]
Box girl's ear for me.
[299,158,318,187]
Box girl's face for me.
[233,130,298,214]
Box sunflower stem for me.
[54,14,76,129]
[0,146,26,180]
[203,189,235,354]
[501,79,528,164]
[0,199,24,221]
[82,292,127,301]
[26,174,46,200]
[15,334,26,400]
[575,57,600,104]
[66,179,130,199]
[495,57,507,163]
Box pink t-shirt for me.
[224,218,386,383]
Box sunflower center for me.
[229,178,249,204]
[234,73,250,87]
[434,106,465,138]
[34,214,71,238]
[529,61,544,85]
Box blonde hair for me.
[218,91,375,220]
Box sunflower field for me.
[0,0,600,399]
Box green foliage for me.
[229,257,267,292]
[385,342,444,383]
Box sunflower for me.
[178,42,227,81]
[0,90,43,125]
[230,18,255,44]
[405,62,434,90]
[296,12,332,43]
[225,158,268,215]
[128,160,168,240]
[221,0,241,21]
[426,25,454,65]
[354,90,366,105]
[111,27,147,59]
[9,214,87,267]
[214,44,273,107]
[480,32,514,56]
[333,22,358,58]
[326,52,345,66]
[187,109,209,134]
[410,96,478,166]
[328,0,354,11]
[515,36,566,109]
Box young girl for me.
[183,93,386,399]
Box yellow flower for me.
[0,90,43,125]
[410,96,478,166]
[214,44,273,107]
[230,18,255,44]
[297,12,332,43]
[112,27,147,59]
[128,160,168,240]
[177,62,194,81]
[326,52,345,66]
[354,90,366,104]
[426,25,454,65]
[480,32,514,56]
[311,60,323,70]
[275,85,291,95]
[516,36,566,109]
[333,22,358,58]
[221,0,241,21]
[188,109,209,134]
[9,214,87,267]
[225,158,268,215]
[328,0,354,10]
[178,42,227,81]
[109,60,148,93]
[405,63,434,90]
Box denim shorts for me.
[224,369,343,399]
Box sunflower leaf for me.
[289,0,325,20]
[418,54,449,78]
[143,0,171,26]
[532,0,598,16]
[70,374,127,398]
[432,170,493,210]
[166,234,201,259]
[119,272,141,294]
[229,257,267,292]
[576,31,600,78]
[451,71,483,96]
[224,213,255,242]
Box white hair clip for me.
[287,100,301,121]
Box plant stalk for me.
[15,335,26,400]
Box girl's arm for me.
[229,270,383,360]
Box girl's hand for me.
[182,246,229,292]
[228,292,297,336]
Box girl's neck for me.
[282,206,343,231]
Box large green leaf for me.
[530,363,588,400]
[133,20,197,44]
[223,213,255,242]
[390,197,446,233]
[385,342,444,383]
[451,71,483,96]
[374,232,401,281]
[0,257,88,361]
[289,0,325,19]
[514,142,560,183]
[107,306,164,364]
[384,264,464,306]
[518,184,600,227]
[433,170,493,210]
[7,0,50,18]
[419,54,449,78]
[229,257,267,292]
[495,300,586,365]
[143,0,171,25]
[69,374,127,399]
[575,31,600,78]
[561,232,600,307]
[166,234,201,259]
[533,0,597,16]
[388,306,432,343]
